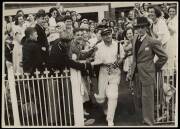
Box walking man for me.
[91,28,125,126]
[131,17,168,125]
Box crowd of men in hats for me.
[4,2,177,126]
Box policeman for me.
[91,28,125,126]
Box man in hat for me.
[131,17,168,125]
[90,27,125,126]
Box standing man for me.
[131,17,168,125]
[91,28,125,126]
[35,9,49,70]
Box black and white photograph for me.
[2,1,178,127]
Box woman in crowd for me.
[109,21,116,29]
[141,3,150,17]
[26,13,36,27]
[166,5,177,68]
[122,27,134,81]
[12,31,24,74]
[89,24,96,39]
[71,13,79,28]
[4,3,177,126]
[161,3,169,20]
[148,6,170,50]
[65,10,71,16]
[16,10,25,17]
[126,10,135,26]
[49,7,59,27]
[12,14,27,40]
[76,13,82,23]
[11,14,27,73]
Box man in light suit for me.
[131,17,168,125]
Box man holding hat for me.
[131,17,168,125]
[90,27,125,126]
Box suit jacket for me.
[46,38,86,73]
[35,24,49,64]
[131,35,168,86]
[22,39,45,74]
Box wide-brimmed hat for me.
[133,17,150,28]
[101,28,112,36]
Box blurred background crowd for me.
[4,2,177,74]
[3,2,178,126]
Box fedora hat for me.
[134,17,150,28]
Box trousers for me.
[133,73,155,125]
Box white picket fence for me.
[2,66,84,127]
[2,66,177,126]
[154,68,176,124]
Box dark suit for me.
[46,38,86,73]
[131,34,168,125]
[22,39,49,125]
[35,24,49,64]
[22,39,45,74]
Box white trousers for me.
[95,66,121,123]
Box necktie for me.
[138,35,142,41]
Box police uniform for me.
[91,29,125,125]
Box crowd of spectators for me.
[4,2,177,126]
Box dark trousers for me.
[133,73,155,125]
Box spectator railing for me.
[2,65,177,126]
[2,67,84,127]
[154,67,176,124]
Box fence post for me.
[70,68,84,126]
[2,74,6,127]
[7,64,20,126]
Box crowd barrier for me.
[2,66,176,126]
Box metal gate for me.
[2,66,84,127]
[154,68,176,125]
[2,66,177,126]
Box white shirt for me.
[49,17,57,27]
[92,40,125,65]
[88,37,98,47]
[151,18,170,45]
[139,33,147,42]
[13,40,23,73]
[167,15,177,37]
[12,24,26,39]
